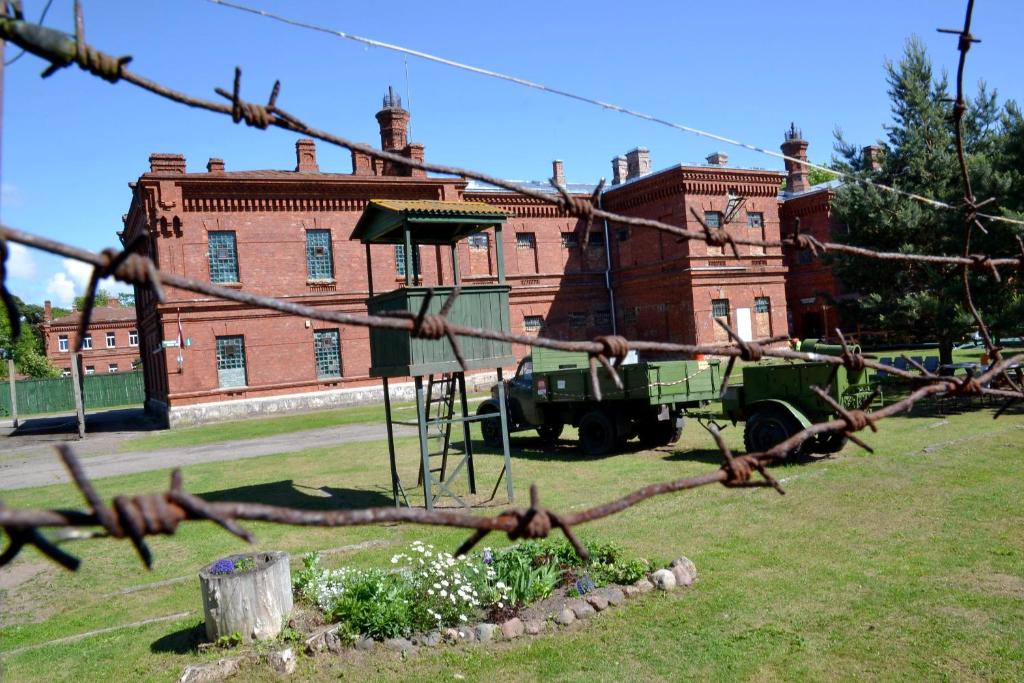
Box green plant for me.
[326,569,416,640]
[491,548,562,607]
[292,552,326,604]
[214,631,242,649]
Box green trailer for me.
[721,339,876,456]
[477,346,721,455]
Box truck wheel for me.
[537,422,564,444]
[810,431,847,454]
[743,406,803,458]
[579,411,616,456]
[477,405,503,448]
[638,416,683,448]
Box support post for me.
[7,358,17,429]
[414,376,433,510]
[451,244,461,286]
[382,377,401,506]
[403,226,414,287]
[456,372,476,494]
[495,367,514,502]
[365,243,374,298]
[69,352,85,439]
[494,225,506,284]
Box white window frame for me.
[108,364,119,374]
[128,329,139,347]
[106,332,116,348]
[85,366,95,375]
[82,335,93,350]
[58,335,69,352]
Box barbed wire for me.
[0,8,1022,283]
[206,0,1024,229]
[0,0,1022,573]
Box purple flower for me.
[575,576,595,595]
[482,549,493,566]
[211,559,235,575]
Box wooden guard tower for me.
[352,199,516,510]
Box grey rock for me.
[423,630,443,647]
[634,578,654,593]
[267,648,296,676]
[651,569,677,590]
[599,587,626,605]
[585,594,609,611]
[384,637,415,653]
[670,556,698,585]
[671,564,694,587]
[457,626,476,642]
[324,630,343,654]
[500,618,525,639]
[622,585,641,599]
[304,626,339,655]
[475,623,498,643]
[443,627,460,644]
[567,599,596,619]
[554,608,576,626]
[524,619,545,635]
[354,635,376,651]
[178,657,245,683]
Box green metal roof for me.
[351,199,508,245]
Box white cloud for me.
[7,242,37,280]
[46,272,76,307]
[64,258,94,291]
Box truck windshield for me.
[515,359,533,384]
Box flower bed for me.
[293,538,653,640]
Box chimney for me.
[295,139,319,173]
[405,144,426,178]
[705,152,729,166]
[376,86,411,177]
[611,155,628,185]
[109,297,121,308]
[149,153,186,174]
[780,122,809,193]
[351,150,373,176]
[862,145,882,172]
[551,160,566,187]
[206,158,225,173]
[44,300,52,324]
[624,147,651,181]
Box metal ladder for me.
[417,373,457,487]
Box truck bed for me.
[534,359,721,405]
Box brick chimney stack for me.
[625,147,651,181]
[611,156,628,185]
[207,158,225,173]
[149,153,186,174]
[781,122,809,194]
[44,300,52,324]
[295,139,319,173]
[552,160,566,187]
[706,152,729,166]
[862,145,882,172]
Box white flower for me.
[498,602,504,608]
[433,583,441,590]
[427,589,434,595]
[441,579,449,587]
[440,590,448,598]
[459,614,468,622]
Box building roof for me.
[351,199,509,245]
[464,179,599,195]
[779,178,842,200]
[49,303,137,328]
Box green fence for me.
[0,371,144,417]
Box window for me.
[711,299,730,319]
[523,315,543,333]
[108,363,119,374]
[515,232,536,249]
[215,335,247,388]
[61,369,71,378]
[569,312,587,328]
[128,329,139,346]
[560,232,579,248]
[58,335,69,352]
[82,334,93,350]
[623,308,638,325]
[106,332,116,348]
[306,229,334,281]
[747,212,764,229]
[797,250,813,265]
[208,231,239,283]
[755,297,771,314]
[313,329,342,379]
[588,231,605,247]
[395,244,421,277]
[85,366,95,375]
[704,212,722,228]
[593,310,611,328]
[617,228,631,241]
[468,233,489,249]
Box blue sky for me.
[3,0,1022,307]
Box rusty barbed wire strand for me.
[0,11,1022,281]
[1,0,1022,574]
[205,0,1024,229]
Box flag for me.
[176,312,184,368]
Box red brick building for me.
[41,299,141,376]
[120,92,804,426]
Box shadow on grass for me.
[198,480,393,511]
[471,436,654,463]
[9,407,162,438]
[150,621,205,654]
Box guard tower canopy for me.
[351,199,508,245]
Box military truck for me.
[477,347,722,455]
[721,339,876,456]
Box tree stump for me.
[199,551,292,642]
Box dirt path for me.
[0,421,416,491]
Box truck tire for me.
[536,422,564,444]
[638,416,683,448]
[810,431,847,455]
[578,411,616,456]
[743,405,803,458]
[477,404,503,448]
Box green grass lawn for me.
[2,398,1022,681]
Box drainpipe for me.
[597,179,617,335]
